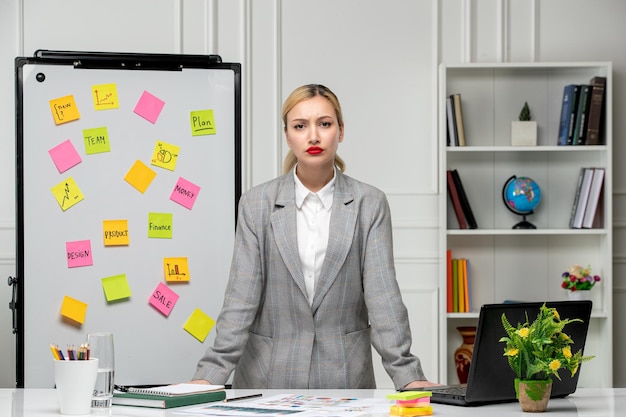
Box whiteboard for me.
[15,51,241,388]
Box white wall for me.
[1,0,625,388]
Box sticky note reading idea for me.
[103,220,129,246]
[170,177,200,210]
[190,109,216,136]
[149,282,179,317]
[183,308,215,342]
[49,95,80,125]
[60,296,88,324]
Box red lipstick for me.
[307,146,323,155]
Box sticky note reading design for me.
[190,109,216,136]
[101,274,132,302]
[103,219,129,246]
[49,95,80,125]
[170,177,201,210]
[51,177,85,211]
[149,282,179,317]
[83,126,111,155]
[133,90,165,124]
[60,295,88,324]
[66,240,93,268]
[151,141,179,171]
[124,160,157,194]
[92,83,119,110]
[49,139,82,173]
[148,212,173,239]
[164,257,190,282]
[183,308,215,342]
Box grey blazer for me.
[193,169,426,389]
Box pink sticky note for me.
[170,177,201,210]
[49,139,82,173]
[133,90,165,124]
[149,282,179,317]
[66,240,93,268]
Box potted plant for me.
[561,264,601,300]
[511,101,537,146]
[500,304,594,412]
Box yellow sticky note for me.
[101,274,132,302]
[92,83,119,110]
[190,109,216,136]
[183,308,215,342]
[83,126,111,155]
[124,160,157,193]
[164,257,190,282]
[60,296,88,324]
[151,141,179,171]
[51,177,85,211]
[103,219,129,246]
[49,95,80,125]
[148,212,173,239]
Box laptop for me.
[405,300,592,406]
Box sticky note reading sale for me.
[60,296,88,324]
[101,274,132,302]
[149,282,179,317]
[66,240,93,268]
[170,177,201,210]
[49,95,80,125]
[103,220,129,246]
[183,309,215,342]
[48,139,82,173]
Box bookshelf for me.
[438,62,612,388]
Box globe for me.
[502,175,541,229]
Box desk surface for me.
[2,388,625,416]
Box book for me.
[585,76,607,145]
[446,96,458,146]
[450,169,477,229]
[452,258,459,312]
[447,170,467,229]
[457,259,465,313]
[446,249,453,313]
[573,85,592,145]
[582,168,605,229]
[465,258,472,312]
[570,168,594,228]
[112,384,226,409]
[565,85,581,145]
[452,94,466,146]
[557,84,580,146]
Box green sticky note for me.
[101,274,132,302]
[386,391,432,400]
[148,212,173,238]
[183,308,215,342]
[190,109,216,136]
[83,126,111,154]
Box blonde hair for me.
[282,84,345,174]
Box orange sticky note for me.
[92,83,119,110]
[101,274,132,302]
[124,160,157,193]
[49,95,80,125]
[164,257,190,282]
[103,219,129,246]
[60,296,88,324]
[183,308,215,342]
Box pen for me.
[223,393,263,402]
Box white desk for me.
[2,388,625,416]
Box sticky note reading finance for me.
[151,141,179,171]
[134,90,165,124]
[149,282,179,317]
[183,308,215,342]
[103,219,129,246]
[170,177,201,210]
[49,139,82,173]
[148,212,173,239]
[164,257,190,282]
[101,274,132,302]
[51,177,85,211]
[49,95,80,125]
[190,109,216,136]
[83,126,111,155]
[66,240,93,268]
[60,296,88,324]
[124,160,157,194]
[92,83,119,110]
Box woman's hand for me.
[188,379,213,385]
[403,380,441,389]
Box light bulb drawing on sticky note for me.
[92,83,119,110]
[164,257,189,282]
[151,141,179,171]
[49,95,80,125]
[51,177,84,211]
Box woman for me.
[192,84,436,390]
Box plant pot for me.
[511,121,537,146]
[515,378,552,412]
[567,290,591,301]
[454,326,476,384]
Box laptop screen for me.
[464,300,592,404]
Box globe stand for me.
[513,213,536,229]
[502,175,541,230]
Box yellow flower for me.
[560,332,571,342]
[549,360,561,371]
[517,327,530,338]
[554,310,560,320]
[563,347,572,359]
[505,348,519,357]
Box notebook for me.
[112,384,226,408]
[405,301,592,406]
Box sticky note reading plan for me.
[190,109,216,136]
[149,282,179,317]
[170,177,200,210]
[183,308,215,342]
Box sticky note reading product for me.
[149,282,179,317]
[66,240,93,268]
[101,274,132,302]
[49,95,80,125]
[103,220,129,246]
[133,90,165,124]
[164,257,190,282]
[92,83,119,110]
[51,177,85,211]
[190,109,216,136]
[170,177,201,210]
[183,308,215,342]
[148,212,173,239]
[124,160,157,193]
[83,126,111,155]
[49,139,82,173]
[151,141,180,171]
[60,296,88,324]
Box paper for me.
[134,90,165,124]
[164,257,190,282]
[127,383,224,396]
[151,140,179,171]
[49,95,80,125]
[149,283,179,316]
[83,126,111,155]
[183,309,215,342]
[66,240,93,268]
[60,296,88,324]
[170,177,201,210]
[190,109,217,136]
[124,160,157,193]
[148,212,173,239]
[51,177,85,211]
[103,219,129,246]
[92,83,119,110]
[49,139,82,173]
[101,274,132,302]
